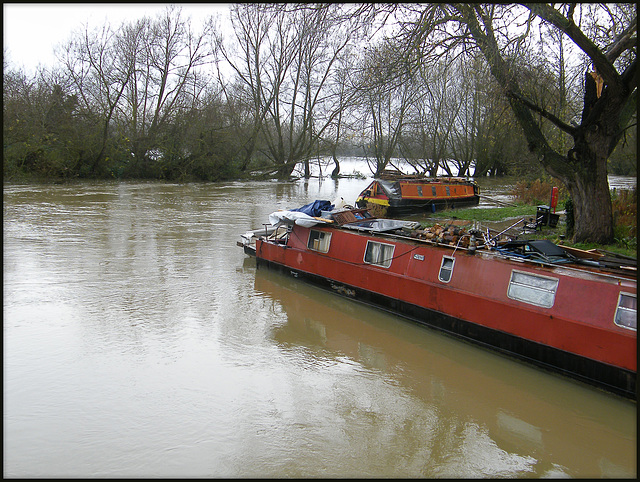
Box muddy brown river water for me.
[3,169,636,477]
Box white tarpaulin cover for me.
[268,210,327,228]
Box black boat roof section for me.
[497,239,575,264]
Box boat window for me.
[439,256,455,283]
[364,241,395,268]
[507,270,558,308]
[614,292,637,330]
[307,229,332,253]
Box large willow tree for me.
[395,3,637,244]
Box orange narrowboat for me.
[355,171,479,217]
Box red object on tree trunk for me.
[550,187,559,213]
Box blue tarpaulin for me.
[291,200,334,217]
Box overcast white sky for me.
[3,3,229,74]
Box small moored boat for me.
[355,170,480,217]
[239,202,637,399]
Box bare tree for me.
[61,22,135,174]
[325,58,361,178]
[60,6,212,176]
[215,4,357,179]
[356,41,419,176]
[121,6,212,170]
[213,4,292,173]
[447,57,482,177]
[407,58,466,177]
[448,54,531,177]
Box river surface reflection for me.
[3,174,636,478]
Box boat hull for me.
[256,256,635,399]
[360,195,480,217]
[252,227,636,399]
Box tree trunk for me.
[558,70,622,244]
[331,145,340,178]
[331,154,340,178]
[274,158,298,180]
[527,127,615,244]
[564,164,614,244]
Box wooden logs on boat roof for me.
[406,223,473,247]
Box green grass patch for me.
[438,204,535,222]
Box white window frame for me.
[507,270,559,308]
[307,229,332,253]
[364,240,395,268]
[438,256,455,283]
[614,292,637,331]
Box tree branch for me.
[522,3,621,88]
[456,4,572,179]
[605,16,638,62]
[505,91,577,136]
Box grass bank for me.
[439,205,538,222]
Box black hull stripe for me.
[387,196,480,215]
[256,257,636,400]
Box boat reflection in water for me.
[250,263,636,478]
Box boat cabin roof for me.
[268,204,636,279]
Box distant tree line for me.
[3,4,636,242]
[5,3,633,183]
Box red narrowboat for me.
[239,206,637,399]
[355,170,480,217]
